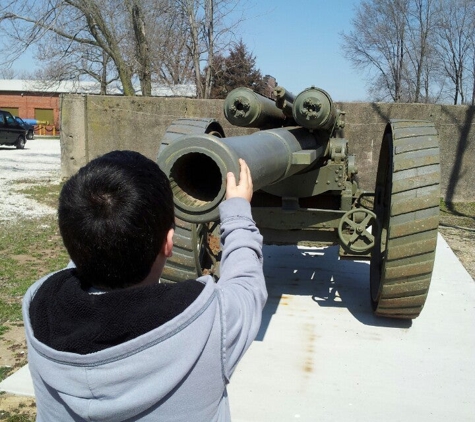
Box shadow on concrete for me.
[370,102,391,122]
[0,146,30,151]
[256,244,411,341]
[441,105,475,210]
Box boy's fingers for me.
[240,161,247,178]
[226,159,253,202]
[239,159,251,185]
[226,171,236,189]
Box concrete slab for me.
[228,234,475,421]
[2,234,474,422]
[0,364,34,397]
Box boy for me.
[22,150,266,421]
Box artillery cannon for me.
[157,86,440,319]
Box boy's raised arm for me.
[218,158,267,380]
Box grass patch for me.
[0,181,67,422]
[439,200,475,230]
[0,366,11,381]
[0,216,69,326]
[0,182,68,328]
[0,412,35,422]
[15,180,63,209]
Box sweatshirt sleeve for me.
[217,197,267,381]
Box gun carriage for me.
[157,86,440,319]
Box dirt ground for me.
[439,227,475,279]
[0,323,36,419]
[1,225,474,419]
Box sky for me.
[9,0,369,102]
[238,0,369,102]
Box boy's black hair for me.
[58,150,174,289]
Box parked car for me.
[0,109,27,149]
[14,116,35,140]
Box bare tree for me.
[34,35,120,94]
[434,0,475,104]
[148,6,194,85]
[125,0,151,95]
[0,67,16,79]
[341,0,475,104]
[1,0,245,97]
[342,0,410,102]
[175,0,202,97]
[0,0,135,95]
[0,0,161,95]
[404,0,439,102]
[203,0,215,99]
[176,0,244,98]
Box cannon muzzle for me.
[292,87,343,131]
[223,87,286,128]
[157,128,325,223]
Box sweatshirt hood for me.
[23,274,222,421]
[28,269,204,354]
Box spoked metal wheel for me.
[370,120,440,319]
[158,119,225,283]
[338,208,379,254]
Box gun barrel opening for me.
[169,152,222,207]
[235,100,246,111]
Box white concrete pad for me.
[2,234,474,422]
[228,234,475,421]
[0,364,34,397]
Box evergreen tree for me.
[208,40,266,99]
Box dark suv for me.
[0,109,27,149]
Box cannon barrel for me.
[223,87,286,128]
[157,128,326,223]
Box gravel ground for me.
[0,138,62,419]
[0,139,61,223]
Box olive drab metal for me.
[157,86,441,320]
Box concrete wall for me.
[338,101,475,203]
[60,94,475,203]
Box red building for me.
[0,79,81,135]
[0,79,196,136]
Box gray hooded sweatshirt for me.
[22,198,266,421]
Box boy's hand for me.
[226,158,253,202]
